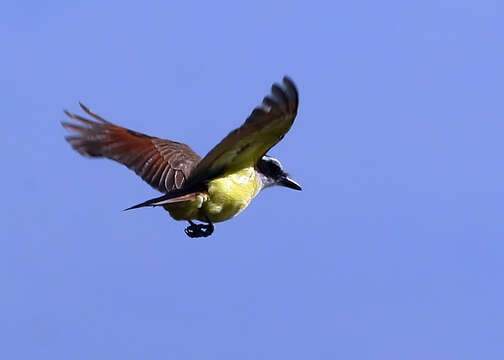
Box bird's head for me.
[257,155,302,191]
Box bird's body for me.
[62,76,301,237]
[166,166,262,222]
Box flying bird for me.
[62,76,301,238]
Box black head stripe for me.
[258,156,284,179]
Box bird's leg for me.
[184,213,214,238]
[199,211,214,236]
[184,220,199,238]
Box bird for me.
[62,76,301,238]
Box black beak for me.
[278,176,302,191]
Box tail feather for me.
[124,191,199,211]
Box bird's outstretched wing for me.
[185,76,298,187]
[62,103,201,193]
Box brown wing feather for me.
[185,76,298,186]
[62,103,201,193]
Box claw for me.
[184,221,214,238]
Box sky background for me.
[1,0,503,358]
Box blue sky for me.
[2,0,503,358]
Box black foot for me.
[184,221,214,238]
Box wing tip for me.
[267,75,299,113]
[78,102,89,112]
[281,75,299,106]
[282,75,295,87]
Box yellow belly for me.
[163,167,262,223]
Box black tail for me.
[124,190,199,211]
